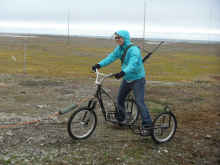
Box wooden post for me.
[143,2,146,52]
[207,11,212,54]
[68,7,70,45]
[23,37,27,74]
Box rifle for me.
[142,41,164,63]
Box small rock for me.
[36,105,44,108]
[195,79,200,83]
[3,156,10,160]
[40,137,47,141]
[5,132,13,136]
[123,144,128,149]
[50,140,57,144]
[204,161,209,164]
[24,159,29,163]
[205,135,211,139]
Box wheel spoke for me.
[68,108,97,140]
[125,99,139,122]
[151,111,177,144]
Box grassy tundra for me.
[0,34,219,83]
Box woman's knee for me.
[135,97,145,105]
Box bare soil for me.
[0,73,219,165]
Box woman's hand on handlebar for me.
[92,64,100,71]
[114,71,125,79]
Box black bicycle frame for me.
[93,84,141,126]
[87,71,174,136]
[97,85,149,136]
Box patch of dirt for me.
[0,73,220,165]
[209,75,220,80]
[0,83,10,87]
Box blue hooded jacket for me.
[98,30,145,81]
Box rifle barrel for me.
[142,41,164,63]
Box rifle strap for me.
[121,44,135,66]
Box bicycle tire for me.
[151,111,177,144]
[125,98,139,121]
[67,107,97,140]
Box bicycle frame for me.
[87,70,174,133]
[67,69,177,143]
[88,70,146,130]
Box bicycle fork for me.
[80,99,97,125]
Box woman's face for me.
[115,34,124,46]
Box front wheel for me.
[67,107,97,140]
[151,111,177,144]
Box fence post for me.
[23,37,27,74]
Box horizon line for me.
[0,32,220,43]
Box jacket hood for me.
[115,30,131,48]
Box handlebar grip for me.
[110,74,115,77]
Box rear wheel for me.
[67,107,97,140]
[125,98,139,122]
[151,111,177,144]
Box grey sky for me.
[1,0,220,41]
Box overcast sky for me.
[1,0,220,41]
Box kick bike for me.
[67,69,177,144]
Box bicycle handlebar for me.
[93,69,115,84]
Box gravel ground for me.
[0,73,219,165]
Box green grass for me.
[0,37,219,84]
[144,53,220,82]
[150,107,164,113]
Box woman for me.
[92,30,152,129]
